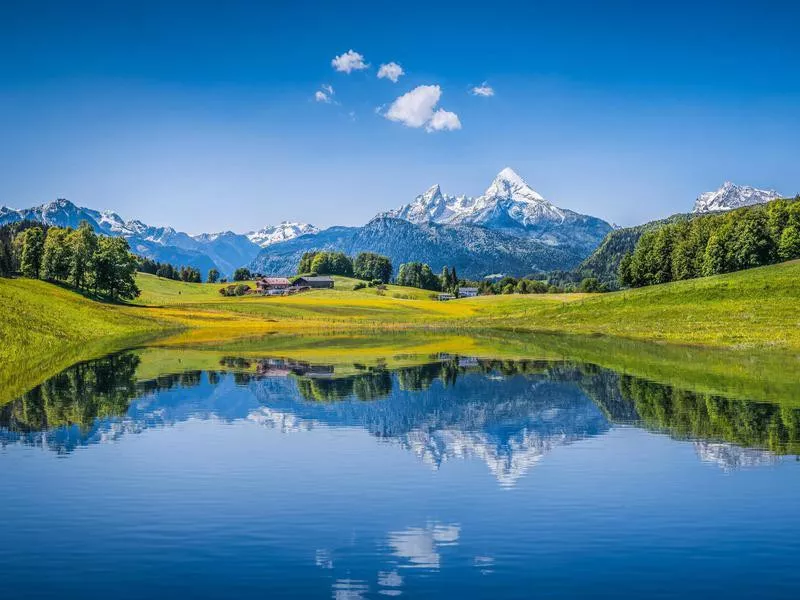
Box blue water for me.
[1,352,799,599]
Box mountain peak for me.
[693,182,782,213]
[484,167,546,203]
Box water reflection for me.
[1,351,798,477]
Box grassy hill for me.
[3,261,799,402]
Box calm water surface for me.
[1,351,799,599]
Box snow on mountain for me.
[381,167,610,250]
[384,167,565,228]
[247,221,319,248]
[693,182,782,213]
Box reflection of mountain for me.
[249,370,610,485]
[2,353,797,477]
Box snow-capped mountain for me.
[693,182,782,213]
[0,199,263,276]
[381,167,611,250]
[247,221,319,248]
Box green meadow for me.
[1,260,799,403]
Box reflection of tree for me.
[294,370,393,402]
[619,376,800,454]
[1,353,141,431]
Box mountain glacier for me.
[381,167,611,251]
[693,182,782,213]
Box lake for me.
[1,345,799,599]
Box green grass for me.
[0,278,178,400]
[3,261,799,403]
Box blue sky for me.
[1,0,798,233]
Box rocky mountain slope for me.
[250,216,586,279]
[381,168,612,252]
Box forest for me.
[618,198,800,288]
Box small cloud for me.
[331,49,368,73]
[315,85,335,104]
[470,82,495,97]
[426,109,461,132]
[377,62,404,83]
[384,85,461,133]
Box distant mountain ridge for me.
[250,216,586,279]
[693,182,782,213]
[0,199,314,276]
[381,167,612,251]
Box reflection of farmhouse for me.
[256,358,335,378]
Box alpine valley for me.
[0,171,784,280]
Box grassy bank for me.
[2,260,798,402]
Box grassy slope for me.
[466,260,800,349]
[3,263,798,403]
[134,263,800,350]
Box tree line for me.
[137,256,215,283]
[1,221,140,300]
[297,251,393,283]
[618,197,800,288]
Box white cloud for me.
[331,50,368,73]
[426,109,461,132]
[384,85,461,133]
[315,84,335,103]
[377,62,404,83]
[470,82,495,97]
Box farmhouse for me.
[458,287,479,298]
[256,277,291,293]
[436,293,456,301]
[296,276,335,289]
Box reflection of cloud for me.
[694,442,777,471]
[474,555,495,574]
[388,523,460,569]
[333,579,369,599]
[377,570,403,596]
[315,548,333,569]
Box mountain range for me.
[0,200,315,276]
[693,181,782,213]
[1,173,787,279]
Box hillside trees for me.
[312,251,353,276]
[619,198,800,288]
[41,227,72,281]
[397,262,440,290]
[2,220,140,300]
[91,236,140,300]
[18,226,45,278]
[353,252,392,283]
[207,268,220,283]
[69,221,98,290]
